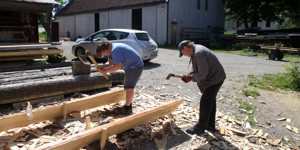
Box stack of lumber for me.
[260,45,300,53]
[0,66,125,105]
[0,43,63,62]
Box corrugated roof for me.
[9,0,59,5]
[56,0,167,16]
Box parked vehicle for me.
[72,29,158,63]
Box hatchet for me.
[166,73,183,80]
[78,50,109,79]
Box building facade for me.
[56,0,225,45]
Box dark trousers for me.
[198,81,223,130]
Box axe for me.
[78,50,109,79]
[166,73,183,80]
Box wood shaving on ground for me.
[0,91,299,150]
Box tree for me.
[222,0,300,29]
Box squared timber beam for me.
[35,99,184,150]
[0,87,126,132]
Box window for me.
[197,0,200,10]
[266,20,271,27]
[205,0,208,11]
[112,31,129,40]
[135,33,149,41]
[92,32,107,41]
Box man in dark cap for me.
[179,40,226,135]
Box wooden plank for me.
[0,43,52,51]
[261,46,300,53]
[35,99,184,150]
[0,55,42,61]
[0,87,126,132]
[0,49,63,57]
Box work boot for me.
[114,104,132,116]
[186,123,205,135]
[123,104,132,115]
[207,127,219,133]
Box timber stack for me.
[0,64,125,105]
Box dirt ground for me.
[0,42,299,149]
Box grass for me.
[39,31,47,38]
[248,60,300,91]
[242,90,260,99]
[224,31,236,35]
[237,98,256,125]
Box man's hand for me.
[96,66,106,74]
[181,74,191,83]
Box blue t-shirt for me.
[111,43,144,69]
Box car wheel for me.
[76,47,86,58]
[269,52,276,60]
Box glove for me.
[181,74,191,83]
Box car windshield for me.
[135,33,149,41]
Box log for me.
[0,62,71,73]
[0,66,109,85]
[0,70,125,105]
[0,49,63,57]
[0,55,42,61]
[71,60,91,75]
[35,99,184,150]
[0,87,126,132]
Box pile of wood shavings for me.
[0,91,298,150]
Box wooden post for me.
[63,102,67,122]
[100,128,108,150]
[86,116,91,130]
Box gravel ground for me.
[57,41,300,148]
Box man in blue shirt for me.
[96,39,144,115]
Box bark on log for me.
[71,60,91,75]
[0,70,125,105]
[0,67,120,85]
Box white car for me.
[72,29,158,63]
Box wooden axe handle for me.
[87,55,109,79]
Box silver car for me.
[72,29,158,62]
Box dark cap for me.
[178,40,191,57]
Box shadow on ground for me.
[143,62,161,70]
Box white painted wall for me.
[75,13,94,38]
[99,11,109,30]
[56,16,76,40]
[142,4,168,44]
[108,9,131,29]
[225,19,278,31]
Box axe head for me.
[166,73,175,80]
[78,50,92,65]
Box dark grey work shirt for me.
[190,44,226,92]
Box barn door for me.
[132,8,142,30]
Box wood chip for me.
[256,129,264,137]
[286,125,292,131]
[292,127,299,134]
[277,118,286,121]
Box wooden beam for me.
[0,55,42,61]
[35,99,184,150]
[0,49,63,57]
[0,87,126,132]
